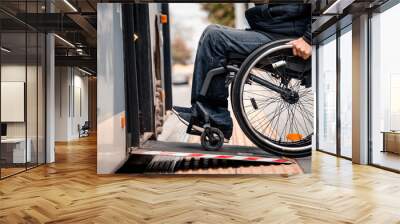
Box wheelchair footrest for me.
[187,128,202,136]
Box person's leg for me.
[188,25,274,139]
[191,24,273,105]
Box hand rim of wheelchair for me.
[240,45,312,150]
[231,39,313,157]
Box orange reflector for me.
[121,114,126,129]
[286,133,303,141]
[160,14,168,24]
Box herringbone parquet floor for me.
[1,135,400,224]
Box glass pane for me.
[1,31,27,177]
[27,31,38,169]
[371,4,400,171]
[339,29,352,158]
[38,33,45,165]
[26,0,39,168]
[317,37,337,154]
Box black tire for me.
[201,127,224,151]
[231,39,312,158]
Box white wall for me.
[73,73,89,136]
[97,3,127,174]
[54,67,89,141]
[1,63,46,164]
[1,66,26,139]
[1,65,35,138]
[1,82,25,122]
[55,67,69,141]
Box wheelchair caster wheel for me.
[201,127,224,151]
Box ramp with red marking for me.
[130,149,292,164]
[116,140,302,174]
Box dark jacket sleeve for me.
[245,5,273,33]
[245,4,312,43]
[302,16,312,44]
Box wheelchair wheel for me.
[201,127,224,151]
[231,39,313,157]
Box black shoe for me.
[172,106,192,114]
[173,106,230,141]
[172,106,192,125]
[172,106,205,127]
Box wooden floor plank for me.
[0,135,400,223]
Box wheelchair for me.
[79,121,90,138]
[186,38,313,158]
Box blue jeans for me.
[190,25,275,139]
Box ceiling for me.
[1,0,393,74]
[1,0,99,73]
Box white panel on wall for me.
[1,82,25,122]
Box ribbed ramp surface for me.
[117,141,303,175]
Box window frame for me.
[315,23,352,160]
